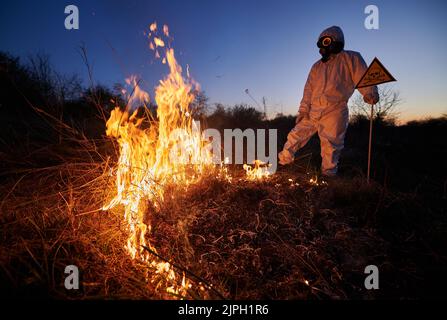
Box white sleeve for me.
[350,53,379,100]
[298,66,314,114]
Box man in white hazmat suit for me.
[278,26,379,176]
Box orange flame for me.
[103,23,215,296]
[243,160,271,180]
[154,37,165,47]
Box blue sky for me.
[1,0,446,121]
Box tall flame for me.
[102,23,214,296]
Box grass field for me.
[1,51,446,300]
[1,118,446,299]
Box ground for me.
[1,139,446,299]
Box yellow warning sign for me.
[356,57,396,89]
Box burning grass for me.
[0,141,155,298]
[148,169,387,299]
[1,139,446,299]
[1,21,446,300]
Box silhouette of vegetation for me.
[350,85,402,125]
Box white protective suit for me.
[278,26,379,176]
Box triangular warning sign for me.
[356,57,396,89]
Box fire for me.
[102,23,215,297]
[243,160,271,180]
[154,37,165,48]
[309,176,328,186]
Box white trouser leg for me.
[318,108,349,176]
[283,117,318,154]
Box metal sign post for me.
[356,57,396,183]
[367,104,374,184]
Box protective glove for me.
[278,149,294,165]
[363,92,379,105]
[295,112,309,124]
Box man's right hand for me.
[278,149,294,165]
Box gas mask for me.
[317,36,344,62]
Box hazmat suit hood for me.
[318,26,345,45]
[317,26,345,62]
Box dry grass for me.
[0,137,159,299]
[1,134,446,300]
[2,50,446,300]
[149,169,390,300]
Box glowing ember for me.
[243,160,271,180]
[309,176,328,186]
[163,24,169,37]
[154,37,165,47]
[102,22,215,297]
